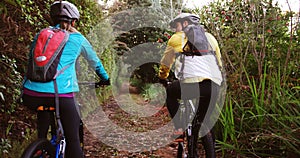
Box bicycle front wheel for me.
[21,138,56,158]
[186,133,195,158]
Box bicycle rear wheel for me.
[177,141,184,158]
[21,138,55,158]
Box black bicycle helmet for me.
[169,13,200,28]
[50,1,80,24]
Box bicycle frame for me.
[177,98,199,158]
[39,105,67,158]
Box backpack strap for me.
[52,28,70,138]
[182,50,215,56]
[53,79,65,138]
[52,59,71,138]
[177,53,185,80]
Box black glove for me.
[96,78,110,87]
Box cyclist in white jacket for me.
[158,13,223,158]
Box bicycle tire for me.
[79,119,84,150]
[201,132,216,158]
[21,138,56,158]
[177,142,184,158]
[186,134,195,158]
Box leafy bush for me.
[0,0,113,155]
[0,138,11,156]
[197,0,300,157]
[0,55,22,114]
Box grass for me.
[216,64,300,157]
[3,131,37,158]
[141,83,166,105]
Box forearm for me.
[158,46,176,79]
[95,62,109,80]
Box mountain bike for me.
[21,81,106,158]
[176,97,199,158]
[162,80,203,158]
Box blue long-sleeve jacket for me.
[23,28,109,94]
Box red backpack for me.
[26,27,69,82]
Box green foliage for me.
[20,0,52,33]
[108,0,189,87]
[0,0,21,15]
[141,83,166,105]
[111,2,174,86]
[216,65,299,157]
[124,0,152,8]
[197,0,300,157]
[74,0,103,36]
[87,20,116,74]
[199,0,298,80]
[0,138,11,156]
[0,55,22,114]
[77,20,116,118]
[0,0,111,155]
[0,138,11,153]
[217,95,237,146]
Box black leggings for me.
[166,80,219,158]
[22,94,83,158]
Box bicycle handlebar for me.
[78,81,110,88]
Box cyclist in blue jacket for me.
[22,1,110,158]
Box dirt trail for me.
[82,94,215,158]
[83,94,176,157]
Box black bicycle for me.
[21,105,70,158]
[175,97,199,158]
[174,91,216,158]
[21,81,106,158]
[161,80,200,158]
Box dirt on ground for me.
[82,95,177,157]
[82,94,219,158]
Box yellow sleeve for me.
[158,32,186,79]
[159,45,176,79]
[206,32,223,68]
